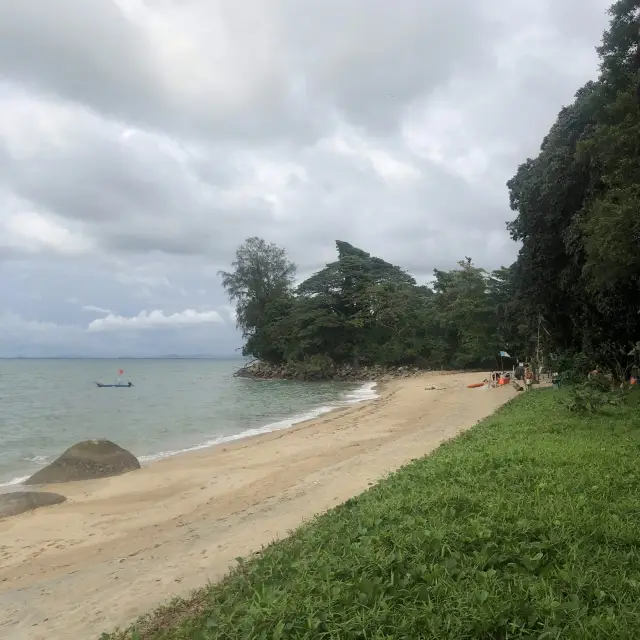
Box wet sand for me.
[0,371,515,639]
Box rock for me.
[233,360,430,382]
[24,440,140,485]
[0,491,66,519]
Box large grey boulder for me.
[0,491,66,519]
[24,439,140,485]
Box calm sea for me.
[0,359,377,488]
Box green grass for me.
[106,389,640,639]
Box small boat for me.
[96,382,133,388]
[467,382,485,389]
[96,368,133,388]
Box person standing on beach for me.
[524,367,534,390]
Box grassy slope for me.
[107,390,640,640]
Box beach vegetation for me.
[221,0,640,383]
[106,389,640,639]
[505,0,640,376]
[218,237,297,363]
[223,240,530,371]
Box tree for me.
[506,0,640,372]
[222,238,538,373]
[219,237,296,362]
[432,259,498,368]
[295,241,416,365]
[487,265,535,361]
[222,3,640,378]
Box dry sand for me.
[0,371,515,640]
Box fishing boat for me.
[96,381,133,388]
[95,368,133,388]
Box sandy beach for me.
[0,371,515,640]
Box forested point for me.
[222,1,640,381]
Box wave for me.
[0,455,53,488]
[0,381,380,487]
[0,475,30,488]
[23,454,51,465]
[343,381,378,404]
[139,381,379,463]
[138,403,337,463]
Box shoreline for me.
[0,371,515,639]
[0,380,380,491]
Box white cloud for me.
[81,305,112,314]
[0,195,95,258]
[317,128,421,185]
[86,308,224,332]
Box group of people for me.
[485,365,536,391]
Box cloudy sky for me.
[0,0,611,357]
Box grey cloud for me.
[0,0,318,143]
[0,0,614,356]
[0,114,276,258]
[0,0,497,143]
[0,259,242,357]
[0,0,165,122]
[551,0,611,42]
[278,0,496,134]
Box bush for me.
[556,352,594,384]
[561,378,627,414]
[561,384,607,414]
[583,372,611,393]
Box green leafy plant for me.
[561,374,628,414]
[106,392,640,640]
[562,384,608,413]
[556,353,594,385]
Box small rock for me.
[0,491,66,519]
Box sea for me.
[0,358,378,489]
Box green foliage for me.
[432,258,499,368]
[107,392,640,639]
[506,1,640,371]
[560,375,629,414]
[223,239,521,370]
[556,353,594,384]
[221,4,640,380]
[219,237,297,362]
[562,384,610,414]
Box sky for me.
[0,0,613,357]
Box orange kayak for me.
[467,382,484,389]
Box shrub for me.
[561,378,627,414]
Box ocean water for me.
[0,358,377,488]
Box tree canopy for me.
[507,0,640,373]
[222,239,521,370]
[222,1,640,377]
[219,237,297,362]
